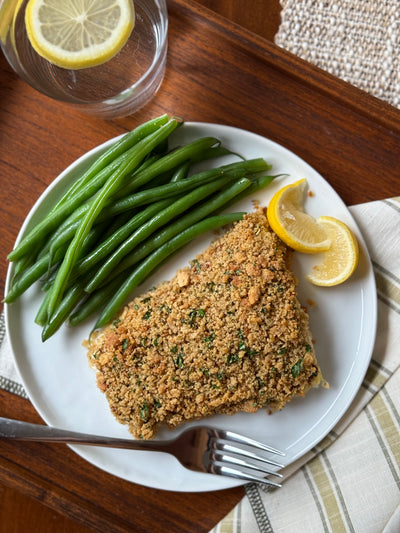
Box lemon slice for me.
[0,0,21,42]
[267,179,331,253]
[25,0,135,70]
[306,216,359,286]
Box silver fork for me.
[0,416,284,487]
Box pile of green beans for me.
[5,115,278,341]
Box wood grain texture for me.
[196,0,282,40]
[1,0,400,531]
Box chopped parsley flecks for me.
[256,377,265,389]
[206,282,215,292]
[174,354,185,368]
[291,357,304,378]
[227,353,240,364]
[140,402,149,421]
[121,338,129,352]
[191,259,201,273]
[143,309,152,320]
[184,308,206,327]
[204,332,215,348]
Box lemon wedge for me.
[25,0,135,70]
[267,179,331,253]
[306,216,359,286]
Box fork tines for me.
[210,429,285,487]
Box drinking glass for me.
[0,0,168,118]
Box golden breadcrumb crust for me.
[87,208,323,439]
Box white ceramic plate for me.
[5,123,377,492]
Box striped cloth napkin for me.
[210,197,400,533]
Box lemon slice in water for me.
[25,0,135,70]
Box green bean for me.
[170,161,190,182]
[138,168,175,188]
[46,219,82,259]
[247,173,277,192]
[41,282,87,341]
[68,276,124,327]
[46,119,180,318]
[99,211,134,241]
[132,140,230,190]
[4,246,66,303]
[85,174,236,293]
[107,177,252,280]
[9,254,37,287]
[37,212,117,319]
[92,212,245,331]
[64,151,163,208]
[39,218,111,293]
[44,208,123,266]
[157,145,238,186]
[189,145,244,163]
[45,201,138,262]
[104,158,270,218]
[50,114,169,211]
[72,198,173,279]
[207,173,279,218]
[113,137,222,199]
[35,285,53,326]
[61,143,153,207]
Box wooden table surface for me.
[1,0,400,531]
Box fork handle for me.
[0,417,169,452]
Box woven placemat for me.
[275,0,400,109]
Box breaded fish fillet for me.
[87,207,323,439]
